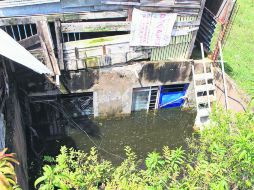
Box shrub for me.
[35,108,254,190]
[0,148,20,190]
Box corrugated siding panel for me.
[151,32,193,60]
[151,15,198,61]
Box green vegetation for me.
[0,148,21,190]
[220,0,254,97]
[35,107,254,190]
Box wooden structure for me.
[0,0,206,74]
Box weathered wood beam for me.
[36,19,60,75]
[61,20,199,35]
[188,0,206,58]
[54,19,64,70]
[0,11,128,26]
[63,34,130,50]
[140,0,175,6]
[18,34,40,49]
[61,21,131,33]
[102,0,201,8]
[64,51,150,70]
[174,20,200,27]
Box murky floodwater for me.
[28,108,196,188]
[52,108,196,164]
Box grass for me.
[221,0,254,97]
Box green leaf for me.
[34,176,47,188]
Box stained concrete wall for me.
[62,61,194,117]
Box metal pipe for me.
[219,41,229,110]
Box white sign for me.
[130,9,177,47]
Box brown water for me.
[28,108,196,188]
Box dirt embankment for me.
[214,66,251,112]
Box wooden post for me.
[37,18,61,76]
[54,19,64,71]
[187,0,206,58]
[219,41,229,110]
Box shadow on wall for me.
[61,69,100,92]
[139,62,192,83]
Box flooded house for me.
[0,0,242,189]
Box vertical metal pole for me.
[23,24,28,38]
[61,33,64,43]
[219,41,229,110]
[147,87,152,113]
[29,24,34,35]
[67,33,70,42]
[17,25,22,40]
[10,25,16,40]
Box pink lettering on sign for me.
[130,9,177,46]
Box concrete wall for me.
[62,61,194,117]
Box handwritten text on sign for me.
[130,9,177,47]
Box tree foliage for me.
[35,108,254,190]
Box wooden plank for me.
[101,1,141,6]
[63,34,131,50]
[0,11,128,26]
[127,0,133,21]
[172,27,199,36]
[174,20,200,27]
[187,0,205,58]
[40,38,54,73]
[37,19,60,75]
[64,43,130,60]
[61,21,131,33]
[64,50,150,70]
[18,34,40,48]
[140,0,175,6]
[61,20,199,33]
[60,11,128,22]
[101,0,200,8]
[54,19,64,70]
